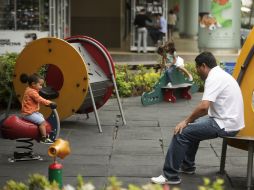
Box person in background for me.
[167,10,177,40]
[134,9,152,53]
[150,13,167,46]
[151,51,245,185]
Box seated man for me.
[151,51,244,185]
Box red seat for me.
[1,115,52,141]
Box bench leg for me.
[181,87,191,100]
[219,138,227,174]
[247,141,254,190]
[163,89,176,103]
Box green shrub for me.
[1,174,224,190]
[27,173,51,190]
[2,180,28,190]
[184,63,205,92]
[0,53,20,110]
[198,177,224,190]
[184,62,226,92]
[115,65,134,97]
[115,63,206,97]
[115,65,160,97]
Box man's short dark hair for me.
[195,51,217,69]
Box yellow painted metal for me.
[13,37,88,120]
[227,27,254,150]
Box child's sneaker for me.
[166,82,172,87]
[40,137,54,144]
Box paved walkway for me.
[0,94,249,189]
[0,35,248,190]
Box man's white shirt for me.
[202,66,245,131]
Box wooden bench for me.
[216,27,254,190]
[219,136,254,190]
[161,83,192,102]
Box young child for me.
[21,73,54,144]
[157,42,193,87]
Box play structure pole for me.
[88,83,102,132]
[48,161,63,188]
[48,138,71,188]
[5,85,13,118]
[84,38,126,125]
[52,109,61,138]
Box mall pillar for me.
[179,0,199,38]
[198,0,241,52]
[185,0,199,37]
[178,0,186,36]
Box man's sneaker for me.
[179,168,195,175]
[151,175,181,185]
[40,137,54,145]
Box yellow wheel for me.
[13,37,89,120]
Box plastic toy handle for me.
[50,102,57,109]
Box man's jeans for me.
[137,27,148,53]
[163,116,239,181]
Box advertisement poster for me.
[199,0,232,31]
[0,31,49,55]
[198,0,240,50]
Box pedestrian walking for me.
[168,10,177,40]
[134,9,152,53]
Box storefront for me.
[0,0,70,54]
[130,0,168,52]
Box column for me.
[185,0,199,37]
[178,0,185,36]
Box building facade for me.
[0,0,253,54]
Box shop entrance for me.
[130,0,168,52]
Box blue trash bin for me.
[223,62,236,75]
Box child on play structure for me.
[157,42,193,87]
[21,73,55,144]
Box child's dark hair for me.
[157,46,165,55]
[165,42,176,54]
[157,42,176,55]
[28,74,41,85]
[20,73,41,85]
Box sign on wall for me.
[0,31,49,54]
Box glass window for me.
[39,0,50,31]
[1,0,15,30]
[241,0,253,46]
[241,0,253,28]
[0,0,49,31]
